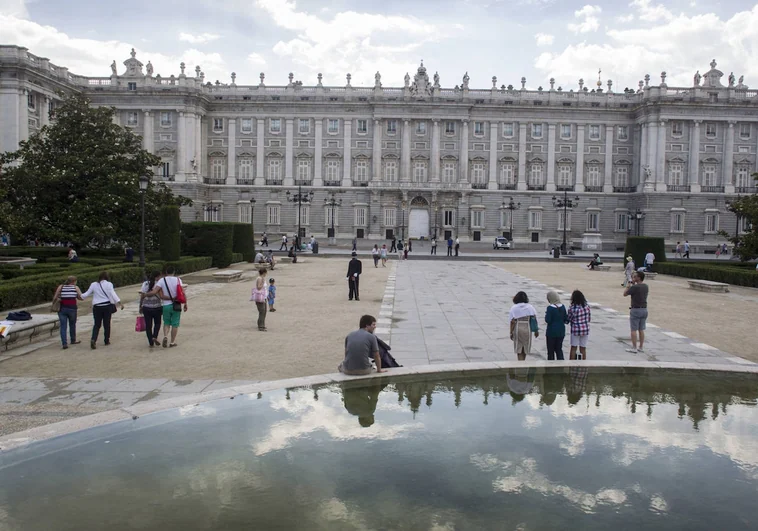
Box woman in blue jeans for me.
[52,276,84,349]
[139,270,163,347]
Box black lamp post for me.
[502,196,521,240]
[286,185,314,248]
[324,192,342,245]
[400,200,408,242]
[432,203,439,239]
[725,195,742,238]
[203,204,219,221]
[138,175,149,268]
[552,190,580,254]
[249,197,256,248]
[628,208,646,236]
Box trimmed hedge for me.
[0,256,212,311]
[182,222,234,268]
[232,253,243,263]
[655,262,758,288]
[232,223,255,262]
[624,237,667,269]
[159,205,182,262]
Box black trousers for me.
[390,243,396,252]
[447,247,452,256]
[348,278,360,300]
[455,245,459,257]
[142,306,162,345]
[431,246,437,255]
[546,336,565,360]
[92,304,113,343]
[279,242,287,250]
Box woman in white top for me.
[250,268,269,331]
[623,256,635,287]
[372,245,380,268]
[508,291,538,361]
[81,271,124,350]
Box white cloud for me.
[178,32,220,44]
[254,0,446,86]
[568,5,602,34]
[631,0,674,22]
[617,13,635,23]
[535,32,554,46]
[247,52,266,66]
[0,0,27,18]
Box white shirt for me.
[81,280,120,306]
[645,252,655,264]
[156,276,184,307]
[508,302,537,321]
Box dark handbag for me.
[98,282,118,313]
[164,279,183,312]
[529,315,539,333]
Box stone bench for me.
[278,257,305,264]
[644,272,658,280]
[688,279,729,293]
[251,262,273,270]
[212,269,244,283]
[1,314,60,351]
[591,265,611,272]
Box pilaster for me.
[284,118,294,186]
[142,110,153,153]
[638,123,648,190]
[656,120,667,192]
[431,119,441,182]
[176,111,186,182]
[401,119,411,182]
[546,123,556,192]
[689,120,701,193]
[255,118,265,186]
[517,122,527,191]
[575,124,585,191]
[487,121,498,190]
[603,124,614,193]
[194,113,202,182]
[724,121,735,194]
[227,118,237,185]
[314,118,323,186]
[372,118,382,183]
[18,89,29,144]
[459,119,469,183]
[342,118,352,187]
[40,96,50,129]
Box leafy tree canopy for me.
[0,93,191,248]
[722,172,758,261]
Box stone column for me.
[19,89,29,144]
[314,118,323,186]
[200,115,208,181]
[488,121,498,190]
[656,120,667,191]
[40,96,50,129]
[460,120,469,183]
[638,123,648,189]
[194,113,202,182]
[431,119,440,182]
[575,124,585,191]
[401,119,411,182]
[689,121,701,193]
[517,122,527,191]
[112,109,120,126]
[646,121,658,183]
[284,118,294,186]
[342,118,352,187]
[603,124,614,193]
[227,118,237,185]
[255,118,265,186]
[546,123,556,192]
[724,121,735,193]
[142,110,153,153]
[0,88,20,154]
[176,111,186,182]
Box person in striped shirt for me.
[567,290,591,360]
[52,276,83,349]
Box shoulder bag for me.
[529,315,539,333]
[98,281,117,313]
[51,285,62,313]
[164,278,183,312]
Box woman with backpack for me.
[251,268,269,331]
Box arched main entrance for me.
[408,196,430,239]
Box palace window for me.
[445,121,456,134]
[239,158,254,180]
[474,122,485,136]
[357,119,368,134]
[560,124,571,139]
[328,119,339,134]
[326,159,340,181]
[413,161,427,183]
[270,118,281,133]
[160,111,171,127]
[387,120,397,134]
[299,119,310,134]
[617,126,628,140]
[267,205,280,225]
[587,212,599,232]
[442,161,456,183]
[471,210,484,228]
[296,159,310,181]
[384,208,396,227]
[355,159,369,182]
[384,160,398,182]
[736,165,750,188]
[616,212,628,232]
[615,166,629,187]
[444,210,455,226]
[586,164,601,187]
[500,163,515,185]
[241,118,253,133]
[705,123,716,138]
[211,159,225,180]
[213,118,223,132]
[739,123,751,139]
[589,125,601,140]
[558,164,572,187]
[557,211,571,231]
[668,163,684,185]
[268,159,282,181]
[127,112,139,126]
[529,211,542,230]
[672,122,683,136]
[671,211,685,233]
[502,123,514,138]
[355,207,366,227]
[416,121,427,135]
[529,163,544,185]
[471,162,486,185]
[702,164,717,186]
[531,123,543,138]
[705,213,718,233]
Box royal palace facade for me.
[2,45,757,248]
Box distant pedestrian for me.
[279,234,288,250]
[268,278,277,312]
[623,255,635,287]
[250,268,268,331]
[447,237,453,256]
[67,247,79,263]
[390,236,397,253]
[722,243,728,255]
[683,240,690,259]
[624,271,648,353]
[715,244,722,258]
[431,237,437,255]
[675,241,682,258]
[288,244,298,264]
[139,270,163,348]
[544,291,567,361]
[347,251,362,301]
[587,253,603,270]
[266,250,276,269]
[455,237,460,257]
[380,244,388,267]
[372,244,380,267]
[644,250,655,271]
[509,291,538,361]
[147,265,187,347]
[52,276,83,349]
[408,239,412,252]
[567,290,591,360]
[352,237,357,252]
[403,244,409,260]
[81,271,124,350]
[261,232,269,247]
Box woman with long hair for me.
[251,268,269,331]
[508,291,539,361]
[567,290,591,360]
[140,270,163,347]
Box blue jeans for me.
[58,307,77,346]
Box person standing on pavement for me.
[431,237,437,255]
[624,271,649,353]
[623,255,635,287]
[52,275,83,349]
[250,268,268,331]
[508,291,538,361]
[347,251,362,301]
[408,239,412,253]
[380,244,388,267]
[447,236,453,256]
[81,271,124,350]
[352,237,358,252]
[683,240,690,259]
[139,270,163,348]
[390,236,397,253]
[279,234,288,251]
[372,244,380,267]
[544,291,567,361]
[675,241,682,258]
[261,232,268,248]
[338,315,385,375]
[644,250,655,272]
[567,290,591,360]
[455,237,460,257]
[146,265,188,347]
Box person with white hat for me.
[622,255,635,287]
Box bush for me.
[624,237,667,269]
[231,223,255,262]
[655,262,758,288]
[159,206,182,262]
[158,256,213,275]
[182,222,234,268]
[232,253,243,263]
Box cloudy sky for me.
[1,0,757,91]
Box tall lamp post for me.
[552,190,580,255]
[138,175,149,268]
[400,200,408,242]
[502,196,521,240]
[628,208,646,237]
[432,203,439,239]
[324,192,342,245]
[725,195,742,238]
[286,185,314,249]
[249,197,256,249]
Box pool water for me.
[1,368,757,530]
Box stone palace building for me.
[2,45,757,249]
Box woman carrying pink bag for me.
[250,268,268,331]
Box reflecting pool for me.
[1,367,757,530]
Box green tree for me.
[0,93,191,248]
[720,172,758,261]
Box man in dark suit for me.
[346,251,362,301]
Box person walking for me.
[622,255,635,287]
[447,236,453,256]
[624,271,649,353]
[390,236,397,253]
[146,265,188,347]
[347,251,362,301]
[81,271,124,350]
[352,237,357,252]
[139,270,164,348]
[380,244,388,267]
[267,278,277,312]
[644,250,655,272]
[372,245,380,267]
[715,244,722,258]
[454,237,460,257]
[683,240,690,259]
[52,275,83,349]
[675,241,682,258]
[544,291,567,361]
[431,237,437,255]
[567,290,591,360]
[508,291,538,361]
[408,239,412,253]
[279,234,288,251]
[261,232,269,248]
[250,268,268,331]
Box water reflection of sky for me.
[0,369,756,530]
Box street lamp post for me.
[432,203,439,239]
[138,175,149,268]
[502,197,521,240]
[286,185,314,249]
[628,208,646,237]
[249,197,256,251]
[552,190,580,255]
[324,192,342,245]
[400,200,408,242]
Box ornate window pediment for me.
[267,151,283,158]
[615,159,632,165]
[295,152,313,159]
[410,196,429,207]
[557,157,574,164]
[499,156,517,162]
[208,151,225,158]
[383,153,400,160]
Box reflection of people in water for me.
[507,367,536,403]
[540,369,566,407]
[342,381,388,427]
[566,366,589,405]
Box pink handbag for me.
[135,316,146,332]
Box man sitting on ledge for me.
[339,315,385,375]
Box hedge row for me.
[183,222,234,268]
[655,262,758,288]
[159,206,182,262]
[0,256,212,311]
[0,262,102,280]
[232,253,243,263]
[624,237,667,269]
[0,263,138,286]
[232,224,255,262]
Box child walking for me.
[567,290,591,360]
[268,278,277,312]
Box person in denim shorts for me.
[624,271,649,353]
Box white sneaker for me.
[637,348,644,353]
[625,348,638,353]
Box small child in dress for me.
[268,278,277,312]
